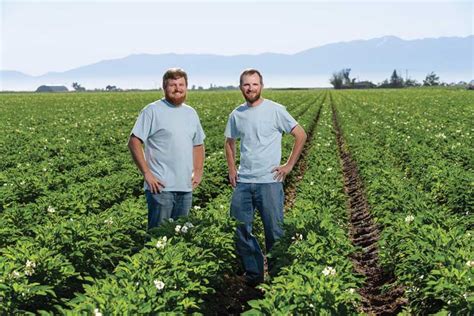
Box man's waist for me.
[237,172,279,183]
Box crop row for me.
[332,91,473,314]
[337,89,473,214]
[246,95,363,314]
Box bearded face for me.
[164,76,187,105]
[240,73,263,105]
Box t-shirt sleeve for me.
[276,106,298,133]
[193,116,206,146]
[130,110,153,142]
[224,113,240,139]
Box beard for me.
[244,91,261,104]
[165,92,186,106]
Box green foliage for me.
[0,243,77,313]
[0,89,471,313]
[333,89,473,314]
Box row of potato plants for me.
[0,197,148,313]
[338,89,472,215]
[0,90,321,313]
[61,91,325,314]
[332,91,473,314]
[61,191,238,314]
[246,97,363,314]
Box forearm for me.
[193,144,205,175]
[224,138,237,171]
[128,136,152,176]
[286,125,307,168]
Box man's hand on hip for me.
[272,163,293,182]
[144,172,165,194]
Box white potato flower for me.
[25,260,36,276]
[154,280,165,291]
[156,236,168,249]
[405,215,415,223]
[322,266,336,277]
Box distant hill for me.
[1,70,32,81]
[2,35,473,90]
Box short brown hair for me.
[239,68,263,86]
[162,68,188,88]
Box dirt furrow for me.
[330,94,405,315]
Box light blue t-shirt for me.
[224,99,298,183]
[131,98,205,192]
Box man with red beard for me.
[128,68,205,229]
[224,68,307,286]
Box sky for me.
[1,0,473,76]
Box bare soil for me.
[331,96,406,315]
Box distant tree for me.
[106,85,117,91]
[404,78,420,87]
[329,72,343,89]
[423,72,440,86]
[72,82,86,91]
[342,68,353,87]
[468,80,474,90]
[390,70,404,88]
[330,68,357,89]
[198,86,204,90]
[191,84,196,90]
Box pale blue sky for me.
[1,0,472,76]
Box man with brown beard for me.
[224,68,307,286]
[128,68,205,229]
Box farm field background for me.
[0,89,473,314]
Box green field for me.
[1,89,472,314]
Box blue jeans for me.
[145,190,192,230]
[230,182,284,283]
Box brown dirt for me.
[330,95,406,315]
[203,274,264,315]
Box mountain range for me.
[1,35,472,90]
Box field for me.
[0,89,473,315]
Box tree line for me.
[329,69,452,89]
